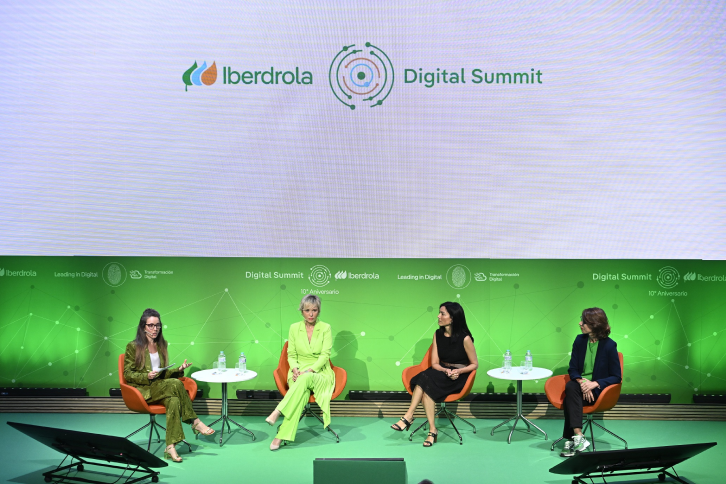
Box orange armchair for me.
[402,345,477,444]
[118,354,197,451]
[272,341,347,442]
[545,352,626,451]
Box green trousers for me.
[275,372,333,442]
[147,378,197,446]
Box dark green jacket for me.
[124,341,183,401]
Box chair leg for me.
[449,408,477,433]
[584,416,595,451]
[156,419,193,453]
[441,402,476,444]
[408,419,429,441]
[324,426,340,443]
[441,404,463,445]
[550,435,567,451]
[409,403,476,444]
[302,403,341,443]
[152,416,163,443]
[308,408,341,444]
[125,415,159,451]
[409,406,443,441]
[125,419,152,440]
[126,414,193,453]
[299,403,311,421]
[592,420,628,449]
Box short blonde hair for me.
[299,294,321,311]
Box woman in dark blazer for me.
[561,307,621,456]
[123,308,214,462]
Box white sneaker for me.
[559,439,576,457]
[572,434,590,453]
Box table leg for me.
[492,379,548,443]
[522,415,547,439]
[226,416,256,440]
[517,380,522,415]
[507,416,520,444]
[517,382,531,430]
[219,383,227,446]
[491,416,516,434]
[207,382,257,446]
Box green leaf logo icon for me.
[183,61,198,92]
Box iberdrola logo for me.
[183,61,217,91]
[329,43,394,110]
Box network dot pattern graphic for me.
[0,258,723,403]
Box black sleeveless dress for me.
[410,330,472,402]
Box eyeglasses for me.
[146,323,162,329]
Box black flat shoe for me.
[423,432,438,447]
[391,416,414,431]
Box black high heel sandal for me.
[423,431,438,447]
[391,416,414,431]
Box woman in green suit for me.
[124,308,214,462]
[265,294,335,450]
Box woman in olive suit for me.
[123,308,214,462]
[265,294,335,450]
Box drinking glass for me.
[520,361,528,374]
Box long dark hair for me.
[437,301,474,343]
[582,307,611,340]
[133,308,169,369]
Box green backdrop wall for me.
[1,257,724,403]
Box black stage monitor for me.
[550,442,717,484]
[314,458,407,484]
[8,421,166,483]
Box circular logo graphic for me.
[446,264,472,289]
[657,266,680,289]
[329,42,394,110]
[309,265,332,287]
[102,262,127,287]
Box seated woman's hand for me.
[292,367,301,382]
[580,379,599,392]
[449,369,460,380]
[178,359,192,371]
[147,370,158,380]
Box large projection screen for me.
[1,1,724,259]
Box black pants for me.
[562,379,596,439]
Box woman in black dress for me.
[390,302,478,446]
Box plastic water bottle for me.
[525,350,533,371]
[239,352,246,372]
[504,349,512,373]
[218,351,226,370]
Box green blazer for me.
[287,321,335,384]
[123,341,183,401]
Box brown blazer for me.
[123,341,183,401]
